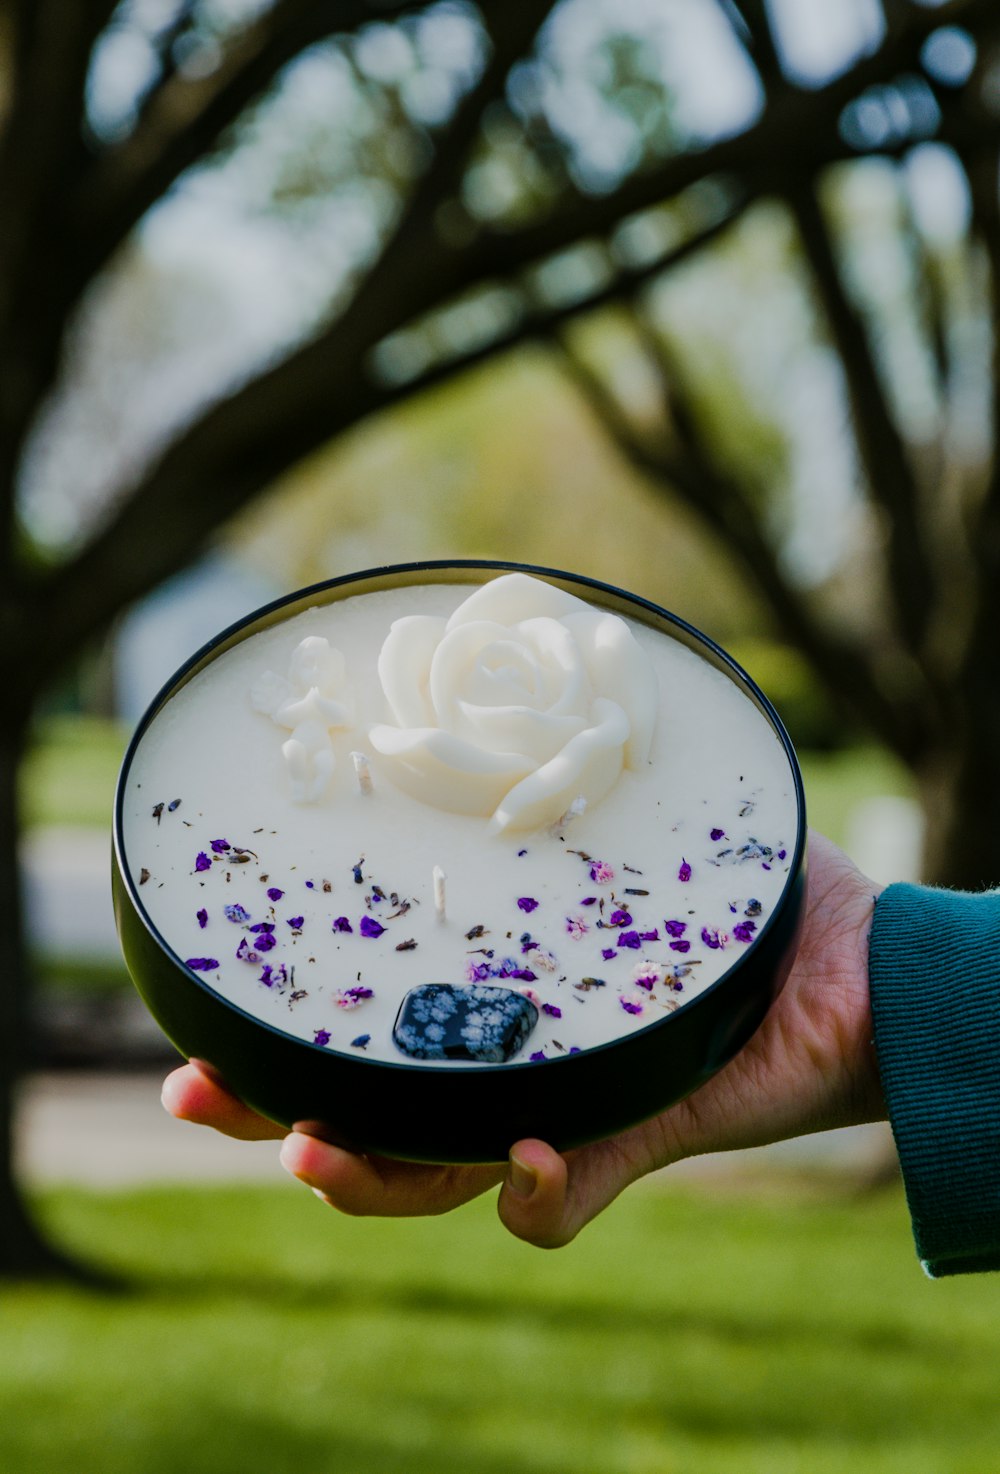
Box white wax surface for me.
[121,581,799,1066]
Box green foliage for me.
[20,717,126,830]
[729,638,849,751]
[3,1180,1000,1473]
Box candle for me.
[120,571,799,1071]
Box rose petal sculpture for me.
[368,573,657,830]
[251,636,353,803]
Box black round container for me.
[113,560,806,1163]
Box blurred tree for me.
[2,0,999,1274]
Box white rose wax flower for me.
[369,574,656,832]
[114,564,804,1159]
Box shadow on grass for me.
[125,1267,961,1364]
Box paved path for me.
[16,1070,896,1187]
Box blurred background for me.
[4,0,1000,1468]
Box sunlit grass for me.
[2,1180,998,1474]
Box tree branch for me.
[32,1,561,669]
[69,0,427,289]
[722,0,785,93]
[445,0,997,297]
[786,177,938,661]
[30,194,749,677]
[550,327,928,761]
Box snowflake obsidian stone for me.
[392,983,539,1063]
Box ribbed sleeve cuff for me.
[870,883,1000,1278]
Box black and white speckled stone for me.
[392,983,539,1063]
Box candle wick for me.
[552,794,587,833]
[351,751,373,796]
[433,865,446,921]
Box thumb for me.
[497,1130,661,1248]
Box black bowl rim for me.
[113,557,807,1075]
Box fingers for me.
[498,1129,658,1249]
[161,1061,285,1141]
[279,1131,505,1216]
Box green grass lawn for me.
[2,1178,999,1474]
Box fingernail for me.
[279,1136,302,1180]
[507,1152,537,1199]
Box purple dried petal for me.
[236,937,259,963]
[664,919,687,938]
[255,933,277,953]
[640,929,659,942]
[710,827,726,842]
[351,1034,371,1049]
[359,916,385,939]
[286,916,305,929]
[733,921,757,944]
[529,1051,547,1062]
[259,963,288,989]
[777,849,787,861]
[701,926,728,950]
[669,939,691,953]
[249,922,275,934]
[634,974,656,991]
[313,1028,331,1047]
[601,947,617,960]
[185,957,218,971]
[580,896,598,906]
[618,931,642,949]
[517,897,539,913]
[511,968,538,982]
[210,839,231,854]
[466,961,491,982]
[620,998,644,1015]
[672,980,685,992]
[224,904,251,924]
[569,1046,582,1055]
[196,908,208,930]
[194,852,212,873]
[609,909,632,927]
[332,916,353,933]
[267,887,285,902]
[678,860,692,883]
[542,1003,562,1018]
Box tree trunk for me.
[918,733,1000,892]
[0,712,115,1281]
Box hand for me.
[162,830,885,1246]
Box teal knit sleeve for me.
[869,882,1000,1278]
